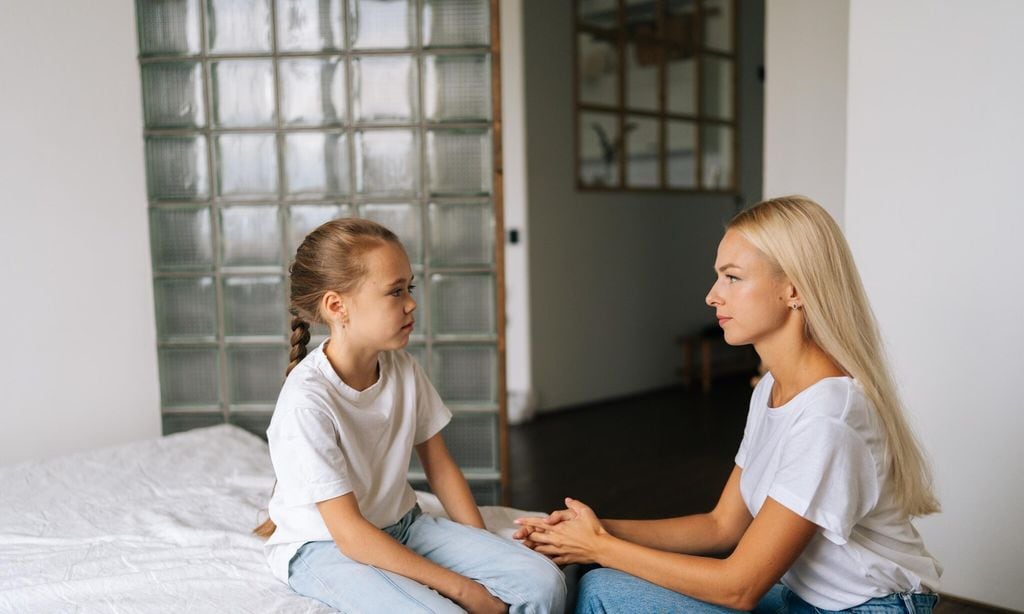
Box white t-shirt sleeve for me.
[767,416,880,545]
[268,407,352,505]
[411,358,452,445]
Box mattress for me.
[0,424,545,613]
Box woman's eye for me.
[726,275,739,283]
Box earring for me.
[790,304,801,310]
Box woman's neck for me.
[756,331,844,407]
[324,336,380,392]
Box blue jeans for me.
[288,505,566,613]
[575,568,938,614]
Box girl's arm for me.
[520,496,817,610]
[515,465,752,556]
[415,432,486,529]
[317,494,504,613]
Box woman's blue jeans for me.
[575,567,939,614]
[288,505,566,613]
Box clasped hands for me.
[512,497,609,565]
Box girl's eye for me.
[408,284,416,292]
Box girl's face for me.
[705,230,794,347]
[340,241,417,352]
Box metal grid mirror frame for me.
[136,0,508,504]
[574,0,738,193]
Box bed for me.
[0,424,553,612]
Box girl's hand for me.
[455,579,508,614]
[513,498,609,565]
[512,506,578,548]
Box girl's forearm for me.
[426,460,485,528]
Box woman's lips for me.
[717,317,732,326]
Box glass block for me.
[577,32,618,108]
[154,276,217,339]
[211,60,276,128]
[280,57,346,126]
[426,129,492,196]
[667,120,697,189]
[624,0,657,29]
[578,112,619,188]
[424,54,491,122]
[577,0,618,30]
[701,56,733,120]
[431,273,495,336]
[158,347,220,406]
[359,203,423,265]
[702,0,733,53]
[289,204,352,255]
[701,124,734,190]
[466,480,499,505]
[625,39,658,112]
[216,134,278,198]
[207,0,272,53]
[149,207,213,270]
[422,0,489,48]
[228,411,272,438]
[625,115,659,188]
[223,276,286,336]
[145,136,209,201]
[137,0,202,56]
[220,205,282,266]
[140,62,205,128]
[666,54,696,115]
[284,132,350,197]
[227,345,287,403]
[163,412,225,436]
[349,0,414,50]
[352,55,417,123]
[411,412,497,471]
[355,129,419,196]
[428,202,493,266]
[431,344,496,403]
[276,0,344,51]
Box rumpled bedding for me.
[0,425,542,613]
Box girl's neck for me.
[756,331,844,407]
[324,336,381,392]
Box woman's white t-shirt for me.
[263,342,451,583]
[736,373,942,610]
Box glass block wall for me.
[136,0,503,503]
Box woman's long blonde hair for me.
[729,196,940,517]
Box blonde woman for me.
[514,197,942,613]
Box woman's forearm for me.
[603,513,737,555]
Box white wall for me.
[520,0,764,411]
[765,1,1024,608]
[0,3,161,465]
[763,0,848,223]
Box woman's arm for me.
[415,433,486,529]
[317,494,503,613]
[515,465,752,556]
[520,496,817,610]
[603,465,752,555]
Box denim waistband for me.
[380,504,421,545]
[783,586,939,614]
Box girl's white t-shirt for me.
[736,373,942,610]
[263,342,451,583]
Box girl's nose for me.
[406,295,417,313]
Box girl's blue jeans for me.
[288,505,566,613]
[576,568,939,614]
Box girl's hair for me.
[253,217,402,540]
[728,195,940,517]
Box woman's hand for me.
[454,579,508,614]
[513,498,610,565]
[512,505,578,549]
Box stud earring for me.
[790,304,801,310]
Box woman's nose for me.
[705,284,720,307]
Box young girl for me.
[514,196,942,613]
[256,218,565,613]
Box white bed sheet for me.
[0,425,544,613]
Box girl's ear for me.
[321,291,347,323]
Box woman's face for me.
[705,230,794,347]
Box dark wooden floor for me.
[506,375,1008,614]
